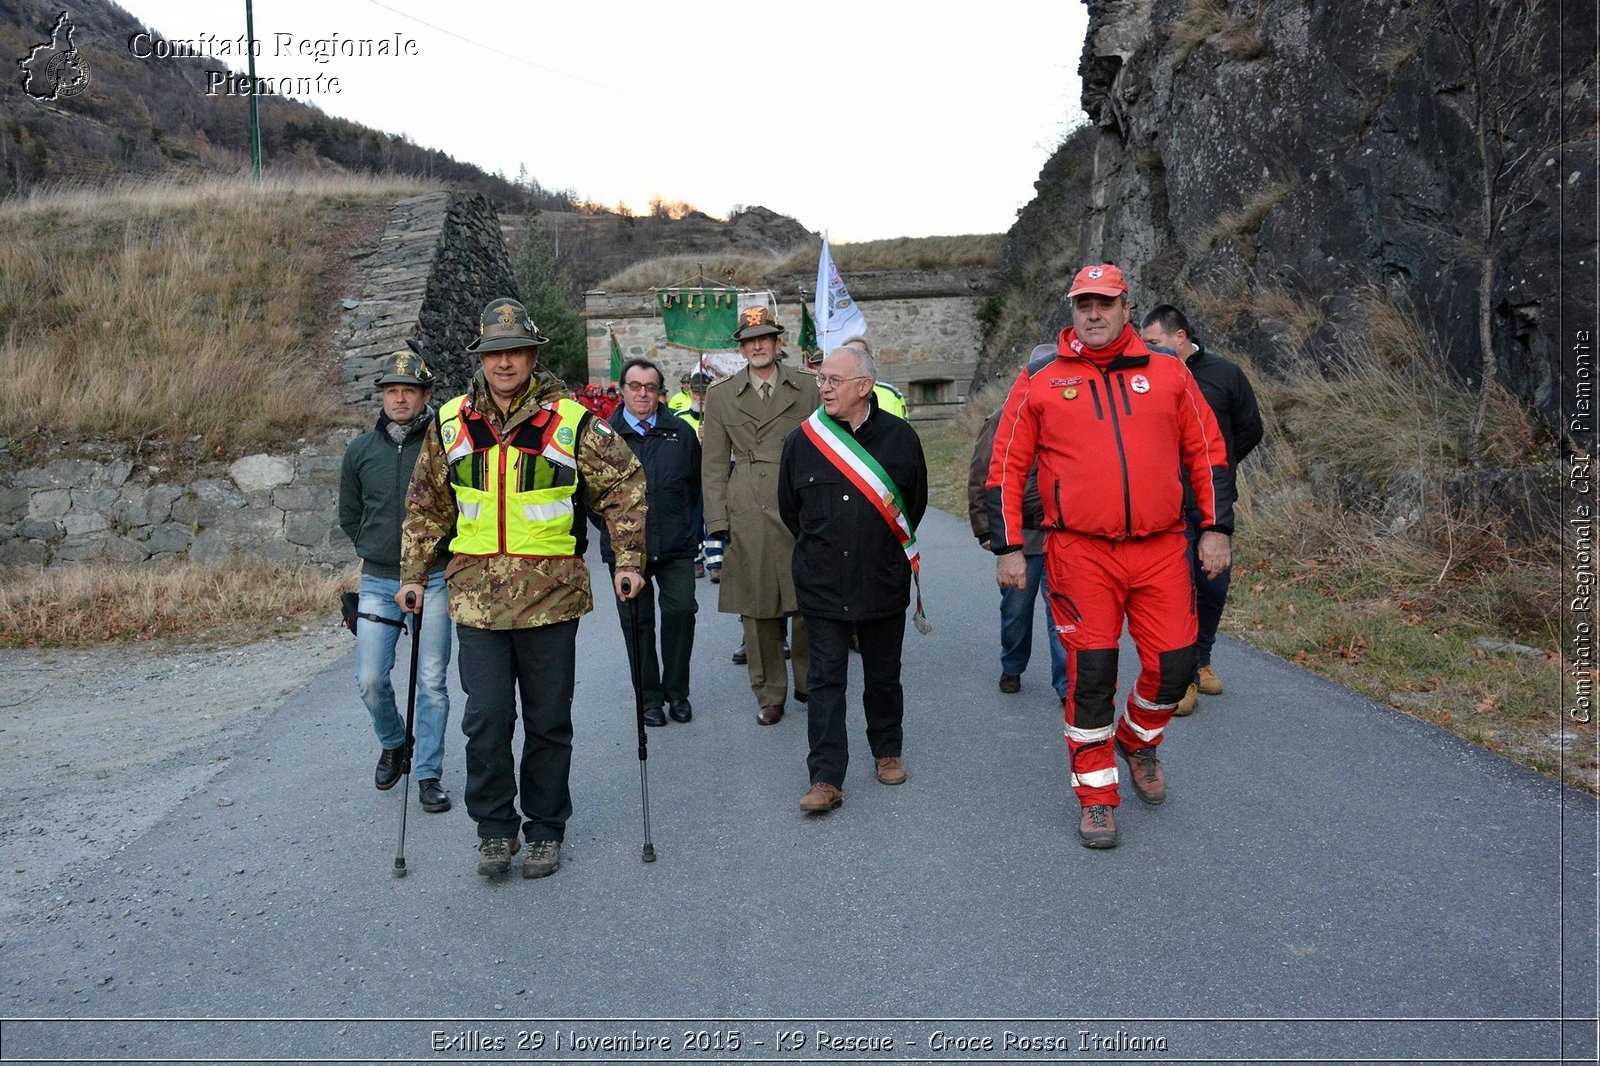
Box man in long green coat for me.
[701,306,820,725]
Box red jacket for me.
[986,324,1234,550]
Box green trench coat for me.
[700,359,821,618]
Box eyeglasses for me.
[622,381,662,394]
[818,374,867,390]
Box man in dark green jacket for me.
[338,349,454,813]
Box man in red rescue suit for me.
[986,264,1233,849]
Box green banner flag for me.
[658,288,739,350]
[608,330,623,382]
[799,301,819,363]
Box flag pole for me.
[816,230,830,355]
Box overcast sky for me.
[107,0,1090,242]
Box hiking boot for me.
[1117,740,1167,805]
[799,781,843,813]
[874,756,907,786]
[476,836,520,878]
[1078,804,1118,848]
[998,672,1021,694]
[1173,682,1198,716]
[1197,665,1223,695]
[731,643,747,665]
[418,778,451,813]
[374,745,407,791]
[522,839,561,879]
[708,568,721,584]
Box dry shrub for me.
[0,174,420,450]
[1251,285,1323,351]
[1472,382,1546,465]
[1351,286,1428,367]
[1181,275,1252,335]
[0,560,355,647]
[1191,179,1294,256]
[1171,0,1266,62]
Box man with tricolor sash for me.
[779,345,928,815]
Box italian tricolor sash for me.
[801,408,931,634]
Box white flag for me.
[815,232,866,355]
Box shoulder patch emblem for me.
[590,421,612,437]
[441,424,458,446]
[1130,374,1151,394]
[557,425,577,446]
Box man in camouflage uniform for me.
[399,298,646,880]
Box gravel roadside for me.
[0,625,350,940]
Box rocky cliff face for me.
[983,0,1596,441]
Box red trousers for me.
[1044,529,1196,808]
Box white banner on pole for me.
[815,232,867,355]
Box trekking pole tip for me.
[393,857,407,877]
[641,843,657,863]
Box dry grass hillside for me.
[598,234,1003,292]
[0,173,429,453]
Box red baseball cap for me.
[1068,264,1129,298]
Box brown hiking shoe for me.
[1197,665,1223,695]
[521,839,561,879]
[1117,740,1167,805]
[476,836,520,878]
[1078,805,1118,848]
[799,781,843,813]
[998,673,1021,693]
[874,756,907,785]
[1173,682,1198,716]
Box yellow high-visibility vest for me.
[436,394,588,557]
[874,382,908,418]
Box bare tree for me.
[1430,0,1562,464]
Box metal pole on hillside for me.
[244,0,262,180]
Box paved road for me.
[2,508,1595,1065]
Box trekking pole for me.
[393,590,423,878]
[620,576,657,863]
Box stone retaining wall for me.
[0,434,358,569]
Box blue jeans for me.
[999,551,1068,700]
[354,570,452,780]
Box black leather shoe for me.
[418,778,451,813]
[374,745,406,791]
[731,644,747,665]
[643,704,667,727]
[669,698,693,723]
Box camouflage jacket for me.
[400,368,646,630]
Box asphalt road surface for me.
[2,508,1594,1065]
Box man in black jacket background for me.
[1141,305,1265,713]
[779,345,928,814]
[593,357,702,726]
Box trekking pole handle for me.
[405,591,417,612]
[620,577,632,597]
